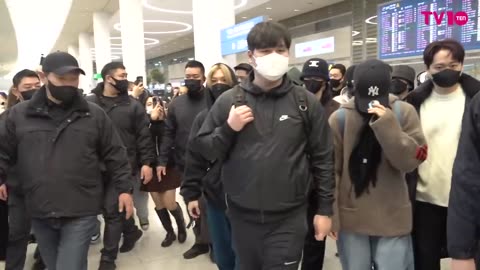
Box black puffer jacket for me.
[194,72,335,221]
[86,83,156,172]
[0,86,133,218]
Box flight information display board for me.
[378,0,480,60]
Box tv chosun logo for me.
[421,11,469,26]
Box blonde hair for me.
[206,64,234,88]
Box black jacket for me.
[86,83,156,171]
[0,86,133,218]
[158,92,206,172]
[405,74,480,202]
[194,74,335,220]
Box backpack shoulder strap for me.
[336,107,346,140]
[233,85,246,108]
[293,89,311,137]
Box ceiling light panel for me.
[114,20,192,34]
[143,0,247,14]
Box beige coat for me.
[328,95,426,237]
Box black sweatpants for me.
[301,194,326,270]
[0,199,8,260]
[228,206,307,270]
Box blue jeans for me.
[31,216,97,270]
[206,202,237,270]
[338,231,414,270]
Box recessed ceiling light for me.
[269,18,273,20]
[266,7,272,10]
[294,9,300,12]
[114,20,192,34]
[143,0,247,13]
[242,16,247,19]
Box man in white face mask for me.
[191,22,334,270]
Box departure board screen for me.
[378,0,480,60]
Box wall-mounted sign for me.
[221,16,265,56]
[295,36,335,58]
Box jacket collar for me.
[240,71,294,98]
[91,82,130,104]
[406,73,480,108]
[26,86,90,117]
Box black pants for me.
[192,197,210,245]
[100,182,138,262]
[301,195,326,270]
[0,199,8,260]
[5,192,30,270]
[228,206,307,270]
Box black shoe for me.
[162,231,177,248]
[119,229,143,253]
[183,243,210,260]
[170,203,187,244]
[32,257,46,270]
[98,260,116,270]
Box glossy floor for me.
[1,198,452,270]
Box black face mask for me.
[20,88,38,101]
[48,81,78,106]
[210,83,231,100]
[432,69,461,88]
[110,78,129,94]
[391,79,408,95]
[330,78,342,89]
[304,80,325,94]
[185,79,203,99]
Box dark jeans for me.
[99,182,138,262]
[206,201,237,270]
[228,206,307,270]
[5,192,30,270]
[301,195,326,270]
[0,199,8,260]
[31,215,97,270]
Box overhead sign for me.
[295,37,335,58]
[221,16,265,56]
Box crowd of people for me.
[0,21,479,270]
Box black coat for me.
[86,84,156,171]
[194,74,335,221]
[0,86,133,218]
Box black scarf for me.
[348,104,383,197]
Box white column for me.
[67,45,79,61]
[119,0,146,83]
[192,0,235,71]
[93,12,112,71]
[78,33,94,93]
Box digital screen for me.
[221,16,265,56]
[378,0,480,60]
[295,37,335,58]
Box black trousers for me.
[0,199,8,260]
[228,206,307,270]
[100,182,138,262]
[192,197,210,245]
[301,195,326,270]
[5,192,30,270]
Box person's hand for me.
[132,83,144,98]
[0,184,7,201]
[150,103,165,121]
[140,165,153,184]
[227,105,254,132]
[367,101,387,117]
[118,193,134,219]
[156,166,167,181]
[328,231,338,241]
[314,215,332,241]
[188,200,201,219]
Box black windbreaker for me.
[86,83,156,171]
[194,73,335,220]
[0,86,133,218]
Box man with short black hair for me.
[0,52,134,270]
[234,63,253,83]
[329,63,347,96]
[391,65,416,100]
[157,60,211,260]
[86,61,154,270]
[194,22,334,270]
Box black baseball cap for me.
[300,58,330,81]
[42,52,85,75]
[354,59,391,113]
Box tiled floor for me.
[0,198,452,270]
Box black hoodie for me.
[193,72,335,221]
[181,65,237,209]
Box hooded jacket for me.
[0,86,133,218]
[328,95,426,236]
[194,72,334,221]
[86,83,156,172]
[181,65,238,209]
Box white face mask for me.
[146,107,153,114]
[254,52,289,81]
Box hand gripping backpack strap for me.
[233,85,246,108]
